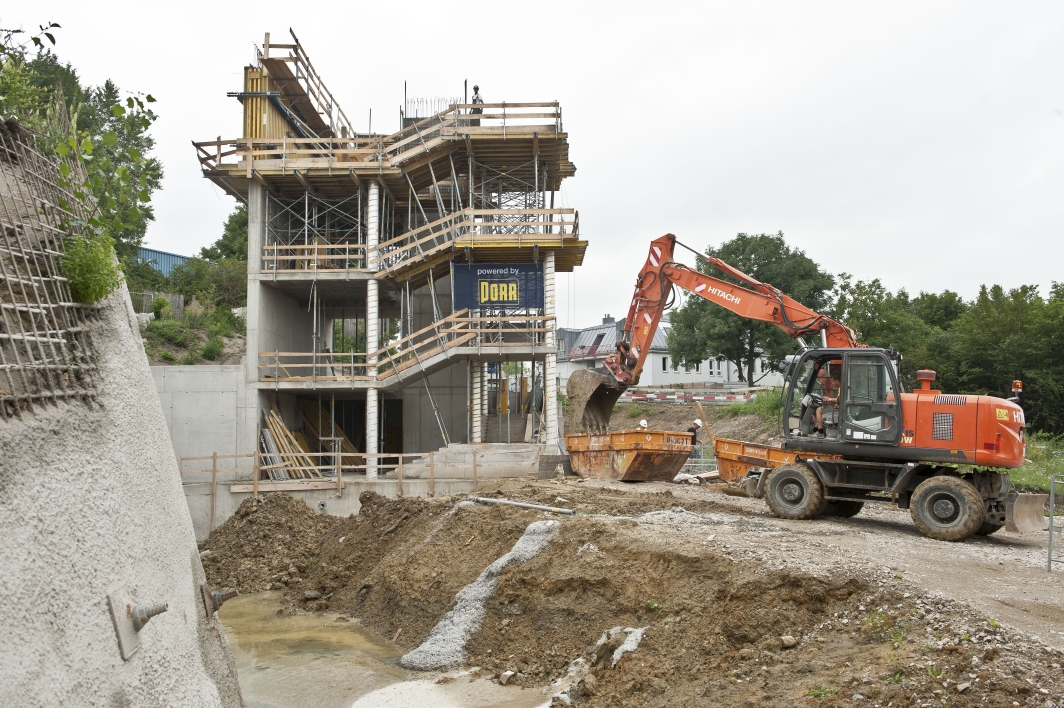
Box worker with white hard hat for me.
[639,419,648,430]
[687,419,703,458]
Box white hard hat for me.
[694,419,703,427]
[640,419,648,427]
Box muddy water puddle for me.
[219,592,547,708]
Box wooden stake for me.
[253,448,260,498]
[397,455,403,498]
[472,452,478,490]
[391,628,402,643]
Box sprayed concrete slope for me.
[0,286,241,706]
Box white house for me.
[557,314,784,391]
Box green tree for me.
[911,289,967,330]
[166,257,247,308]
[201,205,248,261]
[667,232,834,383]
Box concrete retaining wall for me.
[0,287,241,706]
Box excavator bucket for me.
[1006,491,1049,533]
[567,369,625,435]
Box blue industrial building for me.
[137,247,190,277]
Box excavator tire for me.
[975,522,1005,536]
[823,500,864,518]
[765,463,827,520]
[910,476,986,541]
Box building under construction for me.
[186,30,584,510]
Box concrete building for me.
[558,314,783,390]
[178,31,585,531]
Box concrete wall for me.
[402,361,470,450]
[257,286,314,356]
[0,287,241,706]
[152,365,247,465]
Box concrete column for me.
[244,180,268,456]
[471,360,483,443]
[366,180,380,477]
[544,252,559,446]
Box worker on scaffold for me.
[470,84,484,126]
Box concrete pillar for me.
[244,180,268,456]
[472,360,483,443]
[544,252,559,446]
[366,181,380,476]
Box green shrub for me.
[179,345,200,365]
[206,306,244,338]
[202,336,224,361]
[1011,432,1064,493]
[63,234,123,303]
[145,319,193,348]
[183,298,209,328]
[159,350,177,363]
[152,295,173,321]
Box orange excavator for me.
[568,233,1045,541]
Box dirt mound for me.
[474,479,733,516]
[200,493,340,593]
[567,404,779,445]
[282,491,533,648]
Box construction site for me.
[3,22,1064,708]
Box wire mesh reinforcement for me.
[0,119,100,418]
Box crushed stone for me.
[400,520,560,670]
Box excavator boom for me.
[569,233,858,432]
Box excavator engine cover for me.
[567,369,625,435]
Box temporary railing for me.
[257,311,554,385]
[260,242,368,273]
[370,207,579,276]
[180,448,491,531]
[191,102,563,175]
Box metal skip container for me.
[565,430,693,482]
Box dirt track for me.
[202,482,1064,707]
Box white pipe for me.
[544,252,559,445]
[366,180,380,476]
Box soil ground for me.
[202,471,1064,707]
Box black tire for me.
[910,476,986,541]
[765,463,827,520]
[975,522,1005,536]
[823,500,865,518]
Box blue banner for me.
[452,263,544,310]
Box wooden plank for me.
[230,480,345,493]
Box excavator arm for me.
[568,233,860,433]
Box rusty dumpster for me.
[565,430,693,482]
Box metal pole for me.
[470,496,576,515]
[210,452,217,532]
[430,451,435,497]
[1050,475,1057,573]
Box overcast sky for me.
[19,1,1064,329]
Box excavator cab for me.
[783,348,902,447]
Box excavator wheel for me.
[975,522,1005,536]
[823,500,864,518]
[910,476,986,542]
[765,463,827,520]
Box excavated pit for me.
[201,483,1064,707]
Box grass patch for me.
[807,685,838,701]
[1011,432,1064,493]
[145,320,195,348]
[721,387,782,421]
[179,344,201,365]
[627,403,655,419]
